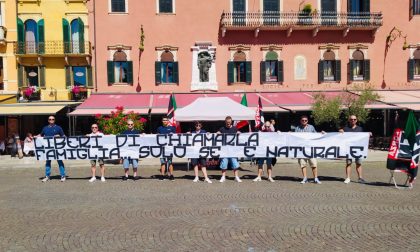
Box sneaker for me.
[268,177,275,183]
[89,177,96,183]
[169,175,175,181]
[314,177,322,184]
[100,176,106,182]
[344,177,351,184]
[300,177,308,184]
[122,176,128,181]
[41,176,50,182]
[253,176,262,182]
[60,176,66,182]
[158,175,165,181]
[204,178,212,184]
[133,176,140,181]
[193,176,199,183]
[358,178,366,184]
[235,176,242,183]
[219,176,226,183]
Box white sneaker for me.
[300,177,308,184]
[101,176,106,182]
[204,178,213,184]
[219,176,226,183]
[344,178,351,184]
[193,176,199,183]
[41,176,50,182]
[314,177,322,184]
[235,176,242,183]
[253,176,262,182]
[89,177,97,183]
[60,176,66,182]
[268,177,275,183]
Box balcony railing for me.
[14,41,91,55]
[221,11,383,28]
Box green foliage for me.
[312,93,341,127]
[302,4,312,14]
[95,106,147,135]
[341,87,380,123]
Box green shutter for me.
[37,19,45,54]
[62,19,70,53]
[245,61,252,84]
[65,66,71,87]
[318,60,324,83]
[408,59,415,81]
[173,62,179,84]
[17,65,24,88]
[155,61,162,84]
[107,61,114,85]
[78,18,85,54]
[362,0,370,12]
[126,61,133,84]
[260,61,266,84]
[39,66,46,88]
[363,60,370,81]
[228,61,234,84]
[335,60,341,82]
[17,18,25,54]
[87,66,93,88]
[277,60,284,82]
[349,60,355,81]
[410,0,414,17]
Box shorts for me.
[123,158,139,169]
[257,158,273,166]
[346,158,363,165]
[90,159,104,166]
[191,158,207,167]
[298,158,317,168]
[220,158,240,170]
[160,158,173,165]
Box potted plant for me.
[22,86,40,101]
[96,106,147,135]
[299,3,313,25]
[69,85,87,101]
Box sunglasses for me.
[350,119,357,121]
[48,119,55,121]
[91,126,98,129]
[301,120,308,122]
[128,124,134,126]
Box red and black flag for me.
[255,96,265,130]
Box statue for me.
[197,52,212,82]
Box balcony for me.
[14,41,91,56]
[220,11,383,37]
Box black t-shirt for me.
[343,125,363,132]
[218,126,238,134]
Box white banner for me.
[34,133,369,160]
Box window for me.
[25,66,39,86]
[348,0,370,12]
[349,50,370,81]
[17,65,45,88]
[232,0,246,25]
[228,51,251,84]
[321,0,337,25]
[155,48,179,85]
[72,67,87,86]
[159,0,173,13]
[412,0,420,15]
[107,51,133,85]
[318,50,341,82]
[66,66,92,87]
[260,51,283,83]
[24,20,38,54]
[263,0,280,25]
[70,18,85,54]
[409,49,420,81]
[111,0,126,13]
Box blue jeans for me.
[220,158,240,170]
[123,158,139,169]
[45,160,66,177]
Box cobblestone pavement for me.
[0,160,419,251]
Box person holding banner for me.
[295,115,322,184]
[217,116,242,183]
[339,115,366,184]
[157,116,176,181]
[190,121,212,183]
[253,121,275,182]
[121,119,141,181]
[38,116,66,182]
[88,124,106,182]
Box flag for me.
[255,96,265,130]
[235,93,249,129]
[405,111,420,178]
[167,93,181,133]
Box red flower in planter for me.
[72,86,81,94]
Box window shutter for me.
[335,60,341,82]
[245,61,252,84]
[17,18,25,54]
[318,60,324,83]
[277,60,284,82]
[65,66,71,87]
[260,61,266,84]
[363,60,370,81]
[62,19,70,53]
[408,59,415,81]
[87,66,93,88]
[228,61,234,84]
[17,65,24,88]
[155,61,162,85]
[173,62,179,84]
[107,61,114,85]
[362,0,370,12]
[347,0,353,12]
[126,61,133,84]
[39,66,46,88]
[78,18,85,54]
[349,60,354,81]
[37,19,45,54]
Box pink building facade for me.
[88,0,420,94]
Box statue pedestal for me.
[191,42,217,91]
